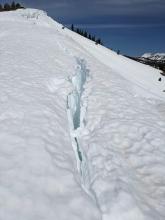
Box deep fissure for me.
[67,59,102,217]
[67,58,91,187]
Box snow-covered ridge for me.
[142,52,165,61]
[0,8,60,27]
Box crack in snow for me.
[67,58,88,172]
[67,58,99,202]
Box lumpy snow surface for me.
[0,8,165,220]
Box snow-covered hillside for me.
[0,9,165,220]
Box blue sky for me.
[6,0,165,55]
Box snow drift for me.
[0,8,165,220]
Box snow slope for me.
[0,9,165,220]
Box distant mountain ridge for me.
[125,52,165,74]
[141,53,165,61]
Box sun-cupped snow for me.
[0,8,165,220]
[0,9,100,220]
[64,28,165,100]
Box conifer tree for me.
[0,4,3,11]
[4,3,11,11]
[11,1,16,10]
[117,49,120,55]
[80,29,84,36]
[71,24,74,31]
[15,3,21,9]
[71,25,103,45]
[84,31,87,38]
[76,28,80,34]
[96,38,103,45]
[92,36,95,42]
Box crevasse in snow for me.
[67,58,92,189]
[67,58,88,130]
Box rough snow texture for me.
[0,9,100,220]
[0,8,165,220]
